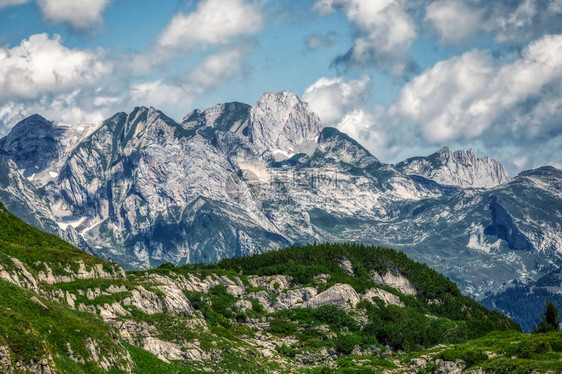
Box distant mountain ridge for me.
[0,91,561,330]
[396,146,510,188]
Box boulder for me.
[362,288,404,307]
[306,284,360,309]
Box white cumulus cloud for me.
[36,0,112,29]
[348,32,562,172]
[425,0,484,44]
[0,33,110,101]
[186,48,246,96]
[315,0,416,67]
[390,33,562,144]
[424,0,562,46]
[303,75,371,125]
[3,0,113,29]
[157,0,263,52]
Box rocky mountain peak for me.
[116,106,180,146]
[4,114,53,148]
[396,147,510,188]
[315,127,380,167]
[438,146,479,164]
[180,102,251,133]
[248,91,323,157]
[2,114,57,177]
[256,90,301,107]
[1,114,102,186]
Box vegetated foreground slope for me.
[0,202,560,373]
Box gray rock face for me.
[396,146,510,188]
[371,272,417,296]
[2,115,58,177]
[0,90,561,328]
[0,158,60,235]
[315,127,379,168]
[338,258,354,276]
[0,345,12,373]
[362,288,404,307]
[248,91,322,156]
[181,101,251,134]
[1,114,100,186]
[142,337,208,363]
[306,284,360,309]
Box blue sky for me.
[0,0,561,174]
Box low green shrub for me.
[313,305,359,331]
[334,334,362,355]
[268,318,298,335]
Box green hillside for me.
[0,202,120,276]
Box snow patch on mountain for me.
[467,223,502,253]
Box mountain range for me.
[0,91,560,330]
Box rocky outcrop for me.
[123,285,193,317]
[85,338,132,373]
[0,346,12,373]
[142,337,208,363]
[275,287,318,309]
[248,275,295,292]
[295,347,337,364]
[338,258,354,276]
[306,284,360,309]
[371,272,417,296]
[0,258,39,291]
[0,345,56,374]
[36,260,125,284]
[363,288,405,307]
[0,256,124,299]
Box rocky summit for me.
[0,91,561,331]
[396,146,510,188]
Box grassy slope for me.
[0,280,129,373]
[0,203,117,276]
[437,331,562,374]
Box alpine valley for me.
[0,91,561,331]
